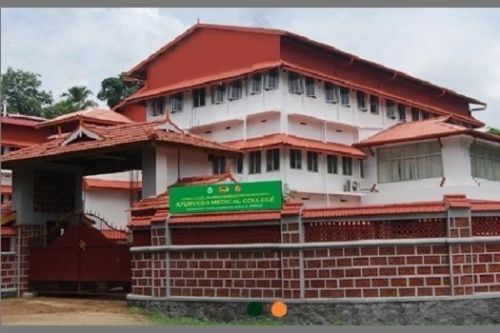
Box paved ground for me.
[1,296,150,326]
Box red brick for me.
[379,267,397,276]
[388,256,405,265]
[417,287,433,296]
[407,256,423,265]
[398,267,415,275]
[379,246,395,255]
[337,258,352,267]
[399,288,416,297]
[353,258,370,266]
[426,277,442,286]
[345,268,361,277]
[326,280,337,288]
[345,289,362,298]
[355,279,370,288]
[409,277,425,286]
[397,246,415,255]
[361,247,378,256]
[320,289,343,298]
[370,257,387,266]
[307,260,322,268]
[362,268,378,277]
[390,278,407,287]
[372,278,389,287]
[380,288,397,297]
[417,266,432,275]
[432,266,449,275]
[479,274,495,284]
[363,289,379,297]
[339,279,354,288]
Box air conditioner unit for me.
[344,180,360,192]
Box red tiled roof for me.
[225,133,366,158]
[302,201,447,219]
[1,184,12,194]
[100,229,128,241]
[470,200,500,212]
[444,194,471,209]
[124,61,282,103]
[1,115,46,127]
[36,107,133,129]
[2,120,237,166]
[169,211,281,225]
[83,178,142,191]
[281,200,304,216]
[0,226,17,236]
[1,139,37,148]
[356,117,500,148]
[125,23,484,107]
[172,173,237,186]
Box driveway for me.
[1,296,150,326]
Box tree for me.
[488,127,500,136]
[0,67,53,117]
[60,85,98,110]
[42,100,75,119]
[97,74,142,108]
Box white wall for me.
[84,189,132,229]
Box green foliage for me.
[97,74,142,108]
[42,100,75,119]
[0,67,53,117]
[488,127,500,136]
[41,85,98,119]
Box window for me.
[264,69,279,90]
[150,97,165,116]
[248,151,262,174]
[356,91,367,111]
[342,156,353,176]
[305,77,316,97]
[211,84,225,104]
[228,80,242,100]
[411,108,421,121]
[290,149,302,169]
[250,74,262,94]
[193,88,206,108]
[235,155,244,174]
[370,95,379,114]
[359,159,365,178]
[327,155,338,174]
[171,93,184,113]
[307,151,318,172]
[288,72,303,94]
[210,155,226,175]
[266,148,280,172]
[470,142,500,181]
[386,100,397,119]
[422,111,430,120]
[340,87,351,106]
[377,141,443,183]
[1,146,9,155]
[398,104,407,122]
[324,82,338,103]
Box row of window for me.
[210,149,357,176]
[287,71,433,122]
[150,69,279,116]
[471,142,500,181]
[149,69,434,122]
[377,141,443,183]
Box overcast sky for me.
[1,8,499,128]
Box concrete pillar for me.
[441,136,475,187]
[142,145,170,198]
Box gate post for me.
[445,194,474,296]
[17,224,45,296]
[150,220,168,298]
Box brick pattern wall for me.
[473,217,500,236]
[171,225,280,245]
[128,215,500,301]
[473,243,500,293]
[18,225,45,293]
[1,252,17,291]
[303,245,451,298]
[168,250,282,298]
[33,169,75,213]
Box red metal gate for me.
[29,223,131,295]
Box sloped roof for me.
[356,117,500,148]
[83,178,142,191]
[125,23,484,107]
[36,107,133,128]
[1,120,237,167]
[225,133,366,158]
[1,114,46,126]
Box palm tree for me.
[61,86,98,111]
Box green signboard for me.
[169,180,283,214]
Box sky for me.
[1,8,499,128]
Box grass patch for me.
[129,306,287,326]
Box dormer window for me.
[305,77,316,97]
[411,107,421,121]
[228,80,242,100]
[398,104,407,122]
[325,82,338,103]
[250,74,262,94]
[340,87,351,106]
[150,97,165,116]
[370,95,379,114]
[386,100,397,119]
[264,69,279,90]
[211,84,225,104]
[288,72,303,94]
[171,93,183,113]
[193,88,206,108]
[356,91,367,111]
